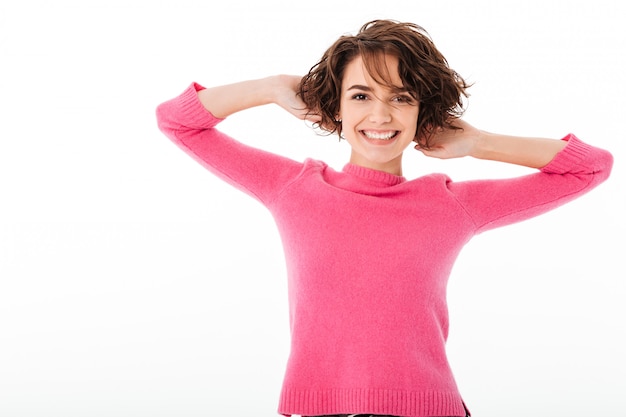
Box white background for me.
[1,1,625,416]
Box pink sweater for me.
[156,83,613,417]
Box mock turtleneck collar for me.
[342,163,406,187]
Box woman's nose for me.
[368,100,392,124]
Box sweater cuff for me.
[541,133,592,174]
[175,82,226,129]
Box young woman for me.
[156,20,612,417]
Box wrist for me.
[252,76,279,106]
[269,74,299,104]
[468,129,491,160]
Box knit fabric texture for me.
[156,83,613,417]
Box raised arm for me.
[418,119,568,169]
[420,118,612,235]
[155,76,316,205]
[196,74,315,121]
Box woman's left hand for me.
[415,118,482,159]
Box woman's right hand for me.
[271,75,321,122]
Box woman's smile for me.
[360,129,400,142]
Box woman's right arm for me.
[197,75,313,120]
[155,76,313,205]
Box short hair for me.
[298,19,470,148]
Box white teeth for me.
[362,130,397,140]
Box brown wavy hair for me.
[298,19,470,149]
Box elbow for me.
[155,101,183,140]
[155,103,170,135]
[596,148,614,183]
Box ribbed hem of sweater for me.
[176,82,224,128]
[541,133,592,174]
[278,388,467,417]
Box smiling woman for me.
[155,19,612,417]
[298,20,469,152]
[337,54,420,175]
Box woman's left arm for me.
[418,119,567,169]
[423,119,613,234]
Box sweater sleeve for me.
[155,82,305,205]
[448,134,613,234]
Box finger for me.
[305,113,322,123]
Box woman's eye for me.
[394,95,413,104]
[352,93,367,100]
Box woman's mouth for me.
[361,130,399,143]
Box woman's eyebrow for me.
[346,84,372,91]
[346,84,410,92]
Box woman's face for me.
[338,54,419,176]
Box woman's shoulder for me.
[407,172,453,186]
